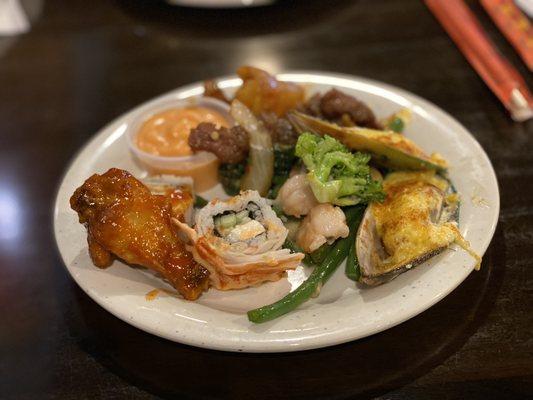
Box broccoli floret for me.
[295,133,384,205]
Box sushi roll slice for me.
[174,190,304,290]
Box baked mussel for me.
[354,171,480,285]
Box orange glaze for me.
[145,289,160,301]
[145,288,181,301]
[136,107,229,157]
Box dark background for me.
[1,0,532,399]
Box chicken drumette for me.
[70,168,209,300]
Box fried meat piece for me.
[189,122,249,164]
[259,112,299,146]
[303,89,381,129]
[235,66,305,116]
[70,168,209,300]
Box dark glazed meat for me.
[303,89,381,129]
[189,122,249,164]
[260,112,299,146]
[303,93,322,117]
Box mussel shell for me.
[355,173,458,286]
[289,111,447,172]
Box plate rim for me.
[53,71,500,352]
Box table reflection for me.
[0,184,22,242]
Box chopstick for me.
[425,0,533,121]
[480,0,533,72]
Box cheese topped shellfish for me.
[355,171,480,285]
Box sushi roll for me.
[174,190,304,290]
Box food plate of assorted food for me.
[54,66,499,352]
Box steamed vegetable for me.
[295,133,385,206]
[283,238,330,268]
[247,206,363,323]
[219,162,245,196]
[344,209,365,281]
[230,100,274,197]
[345,237,360,281]
[308,243,330,265]
[282,238,316,267]
[268,145,297,199]
[383,108,412,133]
[387,117,405,133]
[194,195,209,208]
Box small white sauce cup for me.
[127,96,232,192]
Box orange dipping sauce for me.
[136,107,229,157]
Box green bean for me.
[282,238,303,255]
[271,203,284,218]
[283,239,318,268]
[345,237,360,281]
[345,208,365,281]
[387,117,404,133]
[193,195,208,208]
[247,207,362,323]
[309,243,330,265]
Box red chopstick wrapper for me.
[425,0,533,121]
[480,0,533,72]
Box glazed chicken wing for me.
[70,168,209,300]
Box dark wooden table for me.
[1,0,532,398]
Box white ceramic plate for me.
[53,72,499,353]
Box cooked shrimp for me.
[277,174,318,218]
[296,204,349,253]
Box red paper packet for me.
[481,0,533,71]
[425,0,533,121]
